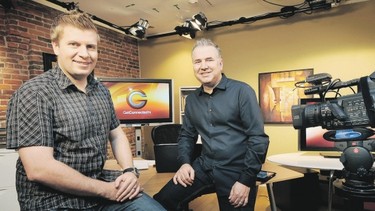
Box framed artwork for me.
[258,68,313,124]
[42,52,57,72]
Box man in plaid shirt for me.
[6,11,165,211]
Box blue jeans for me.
[96,193,166,211]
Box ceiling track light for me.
[174,21,197,39]
[147,3,334,40]
[125,18,150,40]
[174,12,207,39]
[190,12,207,31]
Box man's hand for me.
[113,172,142,202]
[228,181,250,208]
[173,164,195,187]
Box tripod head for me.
[324,128,375,189]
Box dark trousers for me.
[153,161,258,211]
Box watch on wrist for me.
[122,167,140,178]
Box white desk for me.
[267,151,344,170]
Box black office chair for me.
[151,123,202,173]
[151,123,206,211]
[151,123,182,173]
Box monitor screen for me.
[99,78,173,125]
[298,98,344,151]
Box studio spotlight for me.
[66,2,77,11]
[190,12,207,31]
[174,21,196,39]
[125,18,149,40]
[174,12,207,39]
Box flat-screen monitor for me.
[99,78,173,125]
[298,98,345,152]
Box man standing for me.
[154,38,269,211]
[6,11,165,211]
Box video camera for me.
[292,72,375,131]
[291,71,375,194]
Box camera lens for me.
[304,104,321,128]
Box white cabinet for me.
[0,149,19,211]
[179,86,199,124]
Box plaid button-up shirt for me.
[6,67,122,210]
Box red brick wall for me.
[0,1,139,155]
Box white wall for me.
[0,149,19,210]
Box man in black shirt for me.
[154,38,269,211]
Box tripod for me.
[324,128,375,210]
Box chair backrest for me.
[151,124,182,145]
[151,124,182,172]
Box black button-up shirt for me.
[178,74,269,195]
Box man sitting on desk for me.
[6,11,165,211]
[154,38,270,211]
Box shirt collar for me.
[52,66,98,91]
[198,73,228,95]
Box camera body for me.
[292,73,375,131]
[292,90,374,130]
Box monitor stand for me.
[319,151,342,158]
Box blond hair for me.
[50,11,99,43]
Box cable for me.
[261,0,307,7]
